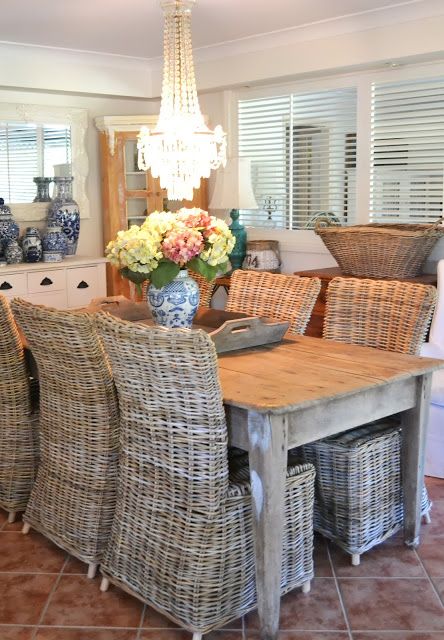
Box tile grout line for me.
[414,547,444,609]
[326,542,354,640]
[31,554,69,640]
[136,603,147,640]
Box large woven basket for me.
[315,219,444,279]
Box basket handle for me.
[425,217,444,235]
[314,217,342,234]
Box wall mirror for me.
[0,103,89,221]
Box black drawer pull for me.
[40,277,53,286]
[0,281,12,290]
[77,280,89,289]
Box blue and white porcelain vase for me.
[22,227,43,263]
[147,269,200,329]
[42,223,68,263]
[0,198,19,259]
[47,177,80,256]
[5,239,23,264]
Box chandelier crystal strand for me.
[138,0,227,201]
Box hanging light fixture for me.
[137,0,227,202]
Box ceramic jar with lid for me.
[22,227,43,263]
[5,239,23,264]
[0,198,19,258]
[42,223,68,263]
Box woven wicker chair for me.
[0,295,39,524]
[226,270,321,334]
[142,272,216,308]
[11,298,119,578]
[96,312,316,638]
[300,277,437,565]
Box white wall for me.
[0,88,157,257]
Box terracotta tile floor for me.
[1,477,444,640]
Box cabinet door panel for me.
[28,269,65,293]
[0,272,27,297]
[67,266,100,308]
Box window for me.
[0,123,71,203]
[238,87,357,229]
[370,77,444,223]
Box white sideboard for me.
[0,257,107,308]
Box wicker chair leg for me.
[22,522,31,535]
[7,511,16,524]
[423,511,432,525]
[100,577,110,592]
[87,563,98,579]
[351,553,360,566]
[302,580,311,594]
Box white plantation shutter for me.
[0,123,71,203]
[0,123,38,203]
[238,88,357,229]
[370,77,444,223]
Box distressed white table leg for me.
[248,411,288,640]
[401,373,432,548]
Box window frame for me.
[0,103,89,222]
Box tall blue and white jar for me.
[0,198,19,259]
[42,222,68,263]
[48,177,80,256]
[147,270,200,328]
[22,227,43,263]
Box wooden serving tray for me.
[191,309,289,353]
[87,298,289,353]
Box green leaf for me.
[150,261,181,288]
[120,267,149,286]
[217,260,230,275]
[188,257,219,281]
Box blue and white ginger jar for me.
[42,223,68,263]
[47,177,80,256]
[22,227,43,263]
[5,239,23,264]
[0,198,19,258]
[147,269,200,329]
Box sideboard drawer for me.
[24,291,68,309]
[0,272,27,297]
[66,266,100,308]
[28,269,65,294]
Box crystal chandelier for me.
[138,0,227,201]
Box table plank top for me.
[218,335,444,413]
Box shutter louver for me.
[370,77,444,223]
[238,88,357,229]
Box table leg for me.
[401,373,432,547]
[247,411,288,640]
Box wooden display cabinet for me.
[95,116,208,297]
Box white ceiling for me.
[0,0,427,59]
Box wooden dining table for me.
[22,298,444,640]
[215,334,443,640]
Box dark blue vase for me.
[48,177,80,256]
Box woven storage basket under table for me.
[300,422,431,560]
[315,220,444,279]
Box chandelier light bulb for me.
[138,0,227,201]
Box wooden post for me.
[401,373,433,547]
[247,411,288,640]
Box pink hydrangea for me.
[162,227,204,265]
[177,208,212,232]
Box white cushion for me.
[431,368,444,407]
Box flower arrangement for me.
[106,208,235,290]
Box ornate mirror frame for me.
[0,103,89,221]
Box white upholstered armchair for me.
[421,259,444,478]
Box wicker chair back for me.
[324,277,437,355]
[226,270,321,335]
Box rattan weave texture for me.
[300,277,436,558]
[11,298,119,566]
[0,295,39,515]
[226,270,321,335]
[323,277,437,355]
[315,222,444,279]
[96,312,315,634]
